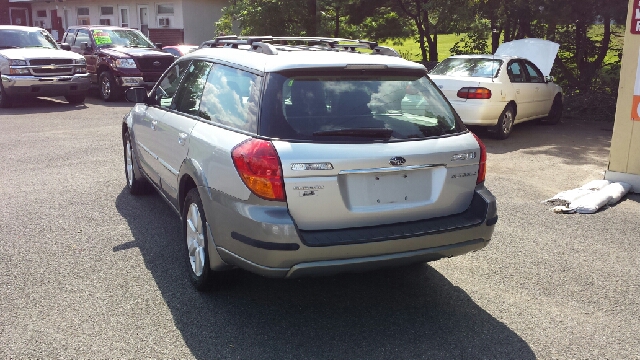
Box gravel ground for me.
[1,95,638,359]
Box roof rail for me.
[198,36,400,57]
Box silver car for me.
[122,36,497,290]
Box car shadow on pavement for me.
[114,188,535,360]
[1,96,89,113]
[472,120,612,166]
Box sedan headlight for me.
[9,59,28,66]
[115,58,137,68]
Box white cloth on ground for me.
[568,191,613,214]
[600,182,631,205]
[542,188,593,206]
[578,179,611,191]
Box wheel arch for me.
[178,158,212,215]
[506,100,517,118]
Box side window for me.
[507,61,524,83]
[524,61,545,83]
[174,61,212,116]
[154,61,190,108]
[73,29,90,46]
[198,64,261,133]
[63,31,75,44]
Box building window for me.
[100,6,114,16]
[77,18,90,25]
[36,10,47,18]
[99,19,111,25]
[157,4,174,15]
[77,8,90,16]
[120,8,129,27]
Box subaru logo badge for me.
[153,61,161,66]
[389,156,406,166]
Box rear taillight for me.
[231,138,286,201]
[457,87,492,99]
[472,133,487,184]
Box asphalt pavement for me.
[1,95,638,359]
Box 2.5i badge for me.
[451,172,477,179]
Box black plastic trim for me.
[486,216,498,227]
[231,231,300,251]
[298,190,492,247]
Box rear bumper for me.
[1,74,90,97]
[450,100,506,126]
[205,184,497,278]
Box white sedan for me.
[429,39,563,139]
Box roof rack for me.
[198,36,400,57]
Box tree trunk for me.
[428,32,438,61]
[306,0,317,37]
[334,6,340,38]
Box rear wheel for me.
[100,71,121,102]
[65,94,86,104]
[0,82,12,108]
[543,95,563,125]
[492,105,514,140]
[184,188,213,291]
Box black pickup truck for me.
[62,25,174,101]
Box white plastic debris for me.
[544,181,631,214]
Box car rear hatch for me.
[273,134,481,231]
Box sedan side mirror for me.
[126,87,148,103]
[545,75,555,83]
[59,43,71,51]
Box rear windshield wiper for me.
[313,128,394,138]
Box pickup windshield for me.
[259,69,464,142]
[91,29,154,48]
[0,29,58,49]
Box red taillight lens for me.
[457,87,492,99]
[231,138,286,201]
[472,133,487,184]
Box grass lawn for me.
[381,33,465,62]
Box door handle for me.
[151,120,158,130]
[178,132,188,146]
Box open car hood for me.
[495,38,559,77]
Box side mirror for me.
[125,87,148,103]
[80,42,93,54]
[59,43,71,51]
[545,75,555,83]
[155,43,163,49]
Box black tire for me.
[492,105,515,140]
[543,95,563,125]
[65,94,86,104]
[124,132,149,195]
[0,81,12,108]
[183,188,213,291]
[99,71,121,102]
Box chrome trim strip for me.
[339,164,446,174]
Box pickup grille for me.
[136,57,173,72]
[29,59,74,66]
[30,67,74,76]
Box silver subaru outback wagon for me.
[122,36,497,290]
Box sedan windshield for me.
[91,29,154,48]
[430,58,502,78]
[0,29,58,49]
[259,70,464,142]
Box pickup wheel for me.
[183,188,213,291]
[0,81,12,108]
[124,132,149,195]
[99,71,121,102]
[65,94,86,104]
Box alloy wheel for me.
[186,203,206,277]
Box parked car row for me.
[1,25,198,107]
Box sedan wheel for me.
[493,106,514,140]
[184,188,212,291]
